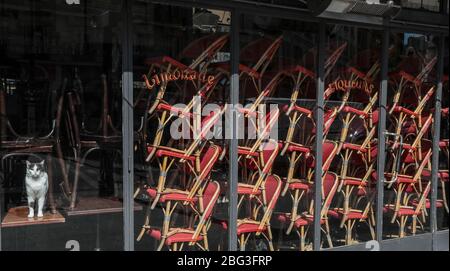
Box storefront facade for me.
[0,0,448,251]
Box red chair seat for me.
[411,199,444,209]
[384,173,415,184]
[283,179,311,191]
[383,205,418,216]
[237,184,261,195]
[342,143,367,153]
[287,144,311,154]
[393,106,418,117]
[148,228,203,246]
[277,213,323,228]
[292,105,312,115]
[146,188,198,203]
[342,106,368,118]
[328,208,368,220]
[156,103,193,117]
[237,223,267,235]
[237,147,259,157]
[342,177,368,187]
[422,169,449,182]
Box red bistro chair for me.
[146,181,221,251]
[281,141,339,236]
[220,174,282,251]
[277,172,339,250]
[237,139,280,208]
[137,144,221,243]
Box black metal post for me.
[228,9,239,251]
[430,35,445,242]
[375,25,390,244]
[313,22,326,251]
[122,0,134,251]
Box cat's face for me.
[26,161,45,178]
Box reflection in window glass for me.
[1,1,123,250]
[383,32,438,239]
[132,3,231,251]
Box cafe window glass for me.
[383,32,439,239]
[132,2,231,251]
[0,0,124,250]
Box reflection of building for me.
[0,0,448,252]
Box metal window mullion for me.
[122,0,134,252]
[313,22,326,251]
[228,9,239,252]
[430,35,445,242]
[375,26,390,244]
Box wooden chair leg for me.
[399,216,406,238]
[137,204,153,241]
[55,142,71,199]
[299,226,306,251]
[70,154,82,209]
[287,189,301,235]
[412,215,417,235]
[46,154,56,214]
[442,181,449,214]
[324,221,333,248]
[367,219,376,240]
[239,234,246,251]
[266,226,274,251]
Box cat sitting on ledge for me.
[25,160,48,218]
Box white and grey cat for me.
[25,160,48,218]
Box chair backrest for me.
[321,172,339,217]
[401,138,432,164]
[200,181,221,220]
[190,181,221,242]
[198,144,222,181]
[263,174,282,213]
[307,140,338,172]
[259,139,280,173]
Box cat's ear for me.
[39,160,45,166]
[26,161,31,167]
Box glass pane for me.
[238,14,319,251]
[437,36,449,231]
[0,0,123,250]
[383,32,438,239]
[132,2,231,251]
[323,25,381,248]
